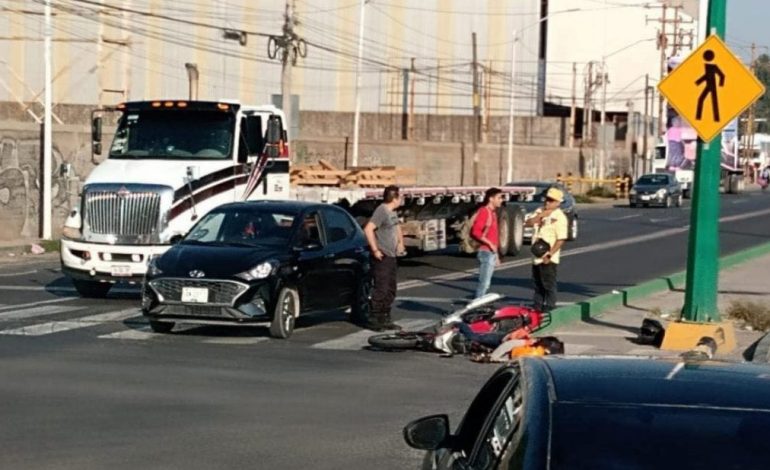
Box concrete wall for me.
[293,138,580,187]
[0,120,580,241]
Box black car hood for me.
[157,243,286,278]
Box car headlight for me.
[656,188,667,198]
[236,260,278,281]
[147,257,163,277]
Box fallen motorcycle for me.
[367,293,546,354]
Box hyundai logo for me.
[189,270,205,278]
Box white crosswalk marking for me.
[0,308,139,336]
[202,336,271,345]
[311,318,437,350]
[0,305,84,321]
[98,325,159,341]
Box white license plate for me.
[181,287,209,303]
[640,195,651,201]
[110,265,132,277]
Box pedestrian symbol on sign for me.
[695,50,725,122]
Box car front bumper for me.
[629,194,667,205]
[142,277,275,325]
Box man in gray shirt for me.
[362,185,404,331]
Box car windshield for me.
[636,175,668,185]
[109,110,235,159]
[549,402,770,469]
[182,208,297,247]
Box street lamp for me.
[506,8,580,183]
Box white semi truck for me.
[61,100,534,297]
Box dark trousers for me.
[532,263,558,312]
[370,256,397,323]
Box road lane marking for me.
[565,344,595,355]
[311,318,436,350]
[608,214,641,221]
[0,308,139,336]
[398,206,770,291]
[0,269,37,277]
[649,217,677,223]
[0,297,77,312]
[202,336,271,345]
[0,305,84,321]
[0,285,139,294]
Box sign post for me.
[655,0,765,351]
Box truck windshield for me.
[109,110,234,159]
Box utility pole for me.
[42,0,52,240]
[483,61,492,144]
[401,67,409,140]
[569,62,577,148]
[681,0,727,322]
[351,0,367,167]
[598,61,608,181]
[746,42,757,177]
[409,57,416,139]
[642,74,650,176]
[583,61,595,143]
[657,5,667,140]
[281,0,295,145]
[472,32,480,185]
[506,30,518,183]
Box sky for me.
[726,0,770,61]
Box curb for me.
[540,240,770,332]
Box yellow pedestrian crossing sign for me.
[658,34,765,143]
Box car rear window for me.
[549,402,770,469]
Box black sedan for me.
[404,356,770,469]
[506,181,579,242]
[142,201,371,338]
[629,173,683,208]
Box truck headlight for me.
[236,260,277,281]
[656,188,667,198]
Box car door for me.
[294,210,336,312]
[319,206,362,308]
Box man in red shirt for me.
[471,187,504,298]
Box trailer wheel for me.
[504,205,525,256]
[497,209,511,256]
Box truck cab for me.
[61,100,289,297]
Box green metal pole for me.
[682,0,727,322]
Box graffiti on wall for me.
[0,135,82,239]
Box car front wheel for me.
[270,286,300,339]
[351,275,372,325]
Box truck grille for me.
[85,190,161,237]
[149,278,249,306]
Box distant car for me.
[629,173,683,208]
[404,356,770,470]
[506,182,578,242]
[141,201,371,338]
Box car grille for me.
[149,278,249,306]
[84,190,161,237]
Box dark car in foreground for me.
[506,182,578,242]
[629,173,683,208]
[142,201,370,338]
[404,356,770,469]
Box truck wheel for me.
[72,279,111,298]
[505,205,525,256]
[270,286,299,339]
[497,209,512,256]
[149,320,175,333]
[682,189,691,199]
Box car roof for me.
[526,356,770,410]
[214,200,325,213]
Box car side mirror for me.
[403,414,451,451]
[169,234,184,245]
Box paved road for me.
[0,191,768,469]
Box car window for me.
[453,369,519,459]
[473,378,524,469]
[298,212,323,246]
[183,208,295,246]
[322,208,356,244]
